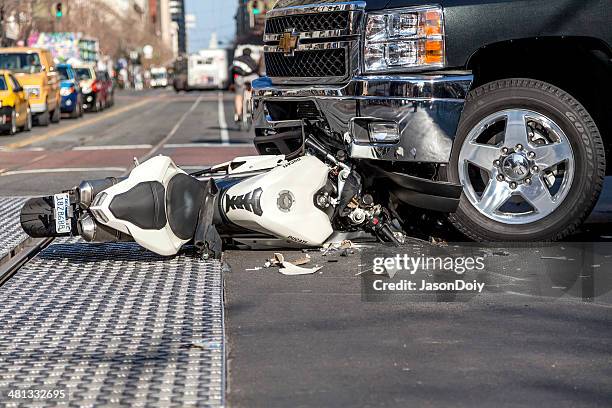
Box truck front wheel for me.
[448,78,605,241]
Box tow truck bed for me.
[0,199,225,407]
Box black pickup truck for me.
[252,0,612,241]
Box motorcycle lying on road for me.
[20,136,410,258]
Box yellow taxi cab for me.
[0,47,61,126]
[0,69,32,135]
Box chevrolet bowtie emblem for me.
[279,30,299,56]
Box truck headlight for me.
[364,6,444,73]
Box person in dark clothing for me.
[230,48,260,122]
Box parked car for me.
[253,0,612,242]
[0,69,32,135]
[96,69,114,108]
[0,47,60,126]
[74,64,107,112]
[57,63,83,119]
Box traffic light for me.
[252,1,261,15]
[55,3,63,19]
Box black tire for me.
[447,78,605,241]
[70,101,80,119]
[8,109,17,135]
[36,110,50,126]
[21,109,32,131]
[20,196,58,238]
[51,105,61,123]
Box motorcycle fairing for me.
[221,155,334,246]
[89,156,197,256]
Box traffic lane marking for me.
[160,146,258,166]
[0,151,49,170]
[73,144,153,151]
[16,149,149,170]
[71,143,253,149]
[140,95,204,161]
[218,91,230,144]
[4,98,155,150]
[2,167,128,176]
[0,146,257,176]
[164,142,252,148]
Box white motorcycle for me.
[21,138,403,258]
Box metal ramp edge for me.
[0,197,29,265]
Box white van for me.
[186,49,229,90]
[150,67,168,88]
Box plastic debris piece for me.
[322,240,354,256]
[393,231,406,244]
[290,254,311,266]
[429,236,448,246]
[264,252,319,275]
[264,253,285,268]
[340,248,354,257]
[279,263,323,276]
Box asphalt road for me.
[1,89,612,407]
[224,244,612,408]
[0,88,257,195]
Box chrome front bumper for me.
[252,73,473,164]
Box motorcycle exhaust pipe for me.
[77,177,127,208]
[77,213,132,243]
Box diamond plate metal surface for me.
[0,197,28,262]
[0,239,225,407]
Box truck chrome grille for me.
[265,49,346,78]
[263,2,364,83]
[264,11,350,34]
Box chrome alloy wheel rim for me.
[458,109,575,225]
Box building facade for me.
[169,0,186,55]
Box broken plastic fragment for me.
[279,263,323,276]
[322,240,354,256]
[290,254,311,266]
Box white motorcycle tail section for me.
[89,156,189,256]
[223,155,334,246]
